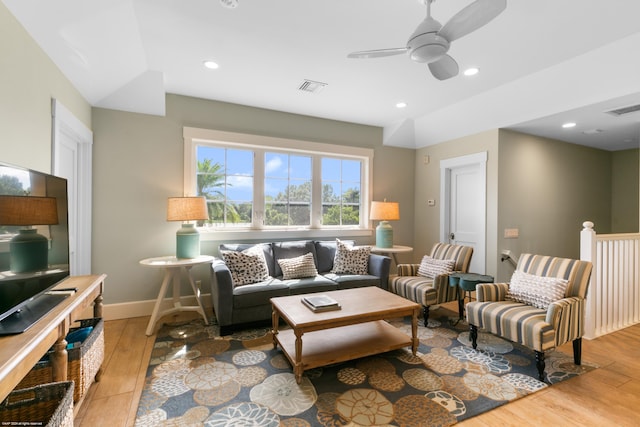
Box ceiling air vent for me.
[298,79,327,94]
[605,104,640,116]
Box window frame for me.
[183,127,374,241]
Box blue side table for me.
[450,273,494,321]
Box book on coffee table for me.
[301,295,341,312]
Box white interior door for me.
[440,152,487,274]
[52,99,93,275]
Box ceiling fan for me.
[347,0,507,80]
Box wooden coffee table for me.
[271,286,420,383]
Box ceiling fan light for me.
[410,44,447,63]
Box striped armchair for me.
[390,243,473,326]
[466,254,593,381]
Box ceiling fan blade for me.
[428,55,459,80]
[347,47,408,59]
[439,0,506,42]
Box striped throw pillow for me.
[277,252,318,280]
[417,255,455,278]
[506,270,569,309]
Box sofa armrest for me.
[475,283,509,302]
[368,253,391,290]
[546,296,585,344]
[210,258,234,326]
[396,263,420,277]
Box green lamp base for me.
[10,229,49,273]
[376,221,394,248]
[176,223,200,259]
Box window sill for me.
[200,228,374,242]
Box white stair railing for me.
[581,221,640,339]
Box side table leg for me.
[146,268,173,336]
[185,266,208,324]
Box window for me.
[184,127,373,239]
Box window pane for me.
[321,158,362,226]
[197,145,253,227]
[264,153,311,227]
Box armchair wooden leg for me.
[422,305,430,327]
[535,351,545,381]
[573,338,582,365]
[470,324,478,349]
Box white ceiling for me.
[5,0,640,151]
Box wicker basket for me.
[17,318,104,403]
[0,381,74,427]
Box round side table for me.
[140,255,214,336]
[450,273,494,321]
[371,245,413,267]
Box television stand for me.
[0,274,105,415]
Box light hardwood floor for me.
[74,303,640,427]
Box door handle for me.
[449,233,455,240]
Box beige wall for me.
[611,148,639,233]
[92,94,415,304]
[496,129,613,281]
[414,130,500,278]
[0,3,90,173]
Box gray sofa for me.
[210,240,391,334]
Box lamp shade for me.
[0,196,59,225]
[370,201,400,221]
[167,197,209,221]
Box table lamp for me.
[167,197,209,259]
[0,195,59,272]
[370,200,400,248]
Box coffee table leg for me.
[411,309,419,355]
[272,308,279,349]
[294,330,303,383]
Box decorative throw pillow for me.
[220,245,270,286]
[506,270,569,309]
[417,255,455,279]
[277,252,318,280]
[331,239,371,275]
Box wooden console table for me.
[0,274,105,408]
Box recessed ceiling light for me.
[463,67,479,76]
[562,122,576,129]
[203,60,219,70]
[396,102,407,109]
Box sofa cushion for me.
[277,252,318,280]
[232,278,290,309]
[272,241,317,277]
[331,239,371,275]
[417,255,455,279]
[323,273,380,289]
[220,245,270,286]
[506,270,569,309]
[287,275,339,295]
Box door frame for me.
[51,99,93,275]
[440,151,487,272]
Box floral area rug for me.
[134,313,596,426]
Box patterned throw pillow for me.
[506,270,569,309]
[417,255,455,279]
[331,239,371,275]
[277,252,318,280]
[220,245,270,286]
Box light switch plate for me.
[504,228,519,238]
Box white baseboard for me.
[93,293,213,321]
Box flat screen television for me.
[0,161,71,334]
